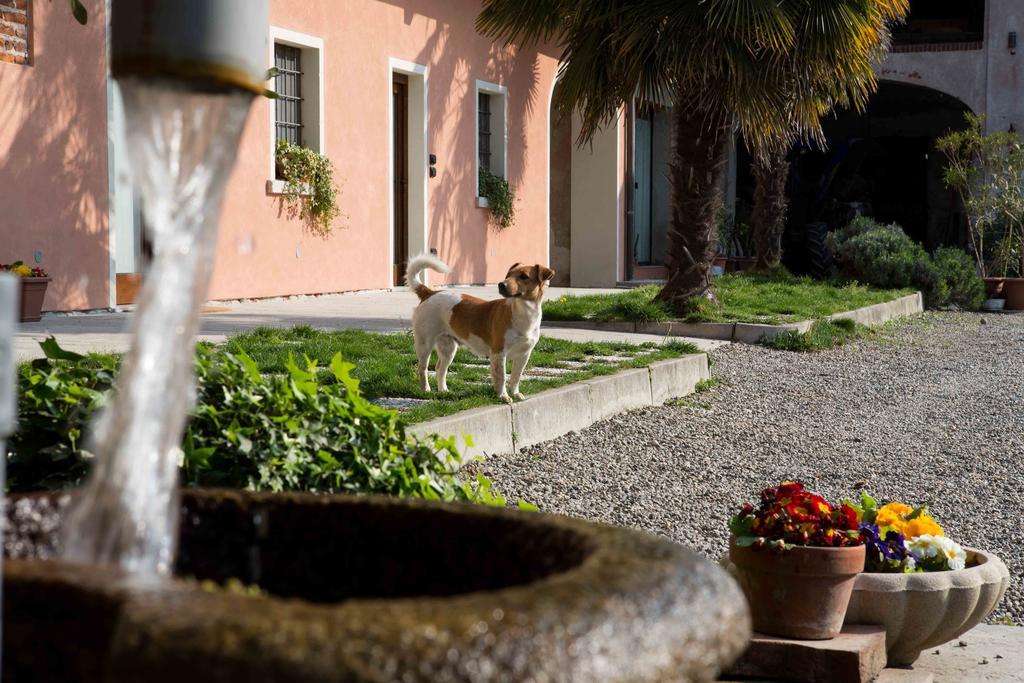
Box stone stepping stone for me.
[525,367,574,377]
[588,355,634,363]
[372,397,429,411]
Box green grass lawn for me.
[225,326,699,423]
[544,270,914,325]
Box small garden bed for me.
[543,270,914,325]
[225,326,698,423]
[11,330,696,501]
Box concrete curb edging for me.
[408,354,709,460]
[542,292,923,344]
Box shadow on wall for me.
[0,1,110,311]
[380,0,541,285]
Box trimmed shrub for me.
[828,217,983,310]
[932,247,986,310]
[9,339,505,506]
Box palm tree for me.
[478,0,908,313]
[751,144,790,270]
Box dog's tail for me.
[405,254,451,301]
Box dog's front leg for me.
[508,349,533,401]
[490,353,511,403]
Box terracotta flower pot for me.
[844,547,1010,665]
[983,277,1006,299]
[1003,278,1024,310]
[18,277,50,323]
[729,541,865,640]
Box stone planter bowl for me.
[844,547,1010,665]
[4,490,751,682]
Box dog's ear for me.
[535,265,555,282]
[506,262,522,277]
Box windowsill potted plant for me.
[728,482,866,640]
[843,493,1010,665]
[0,262,50,322]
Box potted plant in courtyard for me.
[843,492,1010,665]
[937,114,1024,310]
[0,261,50,322]
[729,481,866,640]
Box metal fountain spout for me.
[110,0,268,95]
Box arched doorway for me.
[734,81,974,272]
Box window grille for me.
[274,44,303,146]
[478,92,492,173]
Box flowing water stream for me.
[60,79,253,575]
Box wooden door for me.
[392,75,409,286]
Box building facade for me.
[2,0,1019,311]
[557,0,1024,286]
[1,0,560,312]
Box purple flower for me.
[860,522,912,571]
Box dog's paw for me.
[512,391,526,401]
[498,393,513,404]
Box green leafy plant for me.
[275,139,342,237]
[9,340,115,490]
[62,0,87,25]
[9,338,504,507]
[937,113,1024,279]
[478,168,515,229]
[185,346,500,503]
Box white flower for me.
[940,537,967,570]
[907,534,967,571]
[908,534,940,559]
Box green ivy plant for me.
[275,139,342,237]
[479,168,515,229]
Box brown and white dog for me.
[406,254,554,403]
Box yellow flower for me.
[904,514,944,538]
[875,502,913,532]
[875,502,944,538]
[11,264,31,277]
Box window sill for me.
[266,179,313,196]
[476,196,490,209]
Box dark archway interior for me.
[735,82,973,273]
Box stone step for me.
[875,668,933,683]
[724,625,887,683]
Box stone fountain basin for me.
[4,490,750,682]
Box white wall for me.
[570,111,622,287]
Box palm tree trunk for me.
[752,145,791,270]
[655,95,732,315]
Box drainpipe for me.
[624,99,636,283]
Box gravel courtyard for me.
[473,312,1024,625]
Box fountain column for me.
[0,273,19,665]
[60,0,268,576]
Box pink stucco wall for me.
[0,0,109,311]
[1,0,561,312]
[207,0,561,300]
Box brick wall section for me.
[0,0,29,65]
